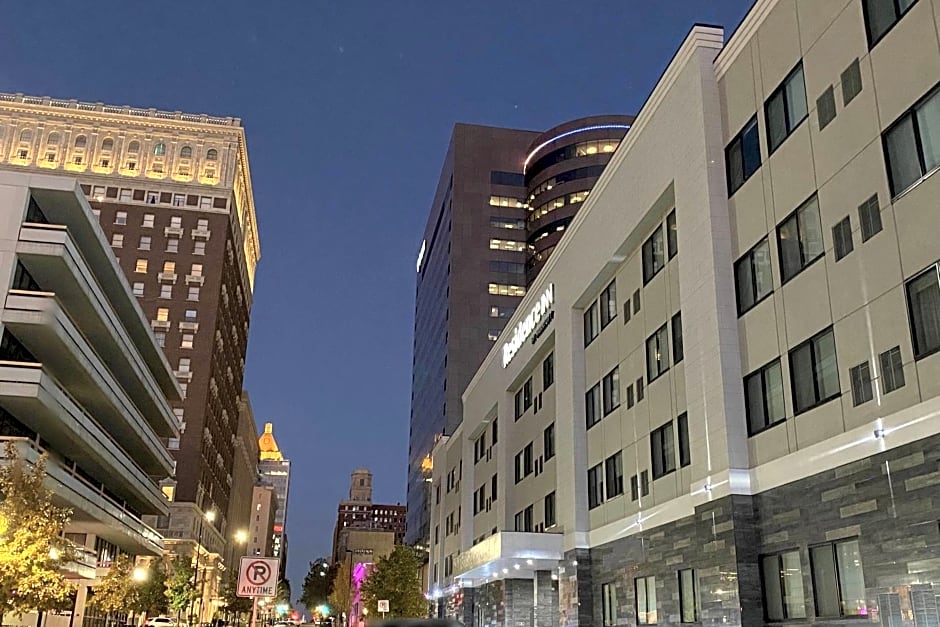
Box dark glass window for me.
[646,324,670,382]
[858,194,883,242]
[491,171,524,186]
[630,474,639,501]
[850,361,874,406]
[863,0,918,46]
[543,352,554,389]
[666,209,678,259]
[832,216,854,261]
[841,58,863,105]
[879,346,905,393]
[726,116,761,195]
[778,195,824,283]
[761,551,807,621]
[600,281,617,328]
[883,85,940,196]
[543,423,555,460]
[765,64,808,153]
[602,367,620,415]
[671,313,683,364]
[587,464,604,509]
[605,452,624,498]
[636,377,645,402]
[586,383,602,429]
[677,412,690,467]
[735,238,773,314]
[810,539,866,617]
[602,583,617,627]
[907,262,940,358]
[626,383,635,409]
[643,226,665,283]
[544,491,556,528]
[679,569,697,623]
[790,327,840,414]
[744,360,786,435]
[584,301,599,346]
[817,86,837,131]
[633,288,641,314]
[651,421,675,479]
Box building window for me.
[114,211,127,225]
[858,194,883,241]
[817,86,837,131]
[514,505,533,533]
[605,452,624,498]
[841,58,863,105]
[626,383,635,409]
[542,352,554,389]
[160,285,173,299]
[544,491,556,528]
[879,346,905,393]
[206,148,218,160]
[139,236,151,250]
[180,146,193,158]
[154,332,166,347]
[623,298,631,323]
[111,233,123,248]
[178,358,190,373]
[850,361,874,406]
[584,301,599,346]
[884,85,940,197]
[726,116,761,195]
[651,421,675,479]
[156,308,169,322]
[163,261,176,274]
[778,195,824,283]
[187,286,200,301]
[166,239,179,254]
[677,412,690,467]
[765,63,807,153]
[585,383,602,429]
[490,216,525,230]
[678,569,698,623]
[810,539,866,617]
[181,334,194,349]
[488,283,525,296]
[142,213,155,228]
[636,377,644,402]
[514,378,532,420]
[514,444,533,483]
[587,463,604,509]
[671,313,683,364]
[832,216,854,261]
[194,241,206,255]
[635,576,657,625]
[745,360,786,435]
[491,474,497,500]
[907,262,940,358]
[135,259,148,273]
[735,238,773,315]
[543,423,555,460]
[666,209,678,259]
[132,282,144,297]
[600,281,617,328]
[761,551,807,621]
[630,474,639,501]
[492,418,498,446]
[602,367,620,415]
[642,225,665,283]
[863,0,918,46]
[790,327,840,414]
[153,143,166,156]
[646,324,670,383]
[489,239,525,252]
[490,306,515,318]
[601,583,617,627]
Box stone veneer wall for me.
[589,433,940,626]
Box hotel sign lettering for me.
[501,284,555,368]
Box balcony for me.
[191,228,210,240]
[164,226,184,238]
[0,437,164,556]
[0,361,169,516]
[158,272,178,284]
[3,290,175,475]
[151,319,171,331]
[185,274,204,286]
[178,321,199,332]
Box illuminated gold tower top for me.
[258,422,283,461]
[0,92,260,289]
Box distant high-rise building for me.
[407,118,630,546]
[333,468,406,563]
[258,422,290,575]
[227,392,260,566]
[247,484,278,559]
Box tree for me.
[327,561,352,618]
[89,554,139,618]
[300,560,334,612]
[164,556,196,619]
[137,560,168,616]
[275,578,291,606]
[360,547,427,619]
[219,571,251,617]
[0,442,75,614]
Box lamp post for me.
[228,531,248,626]
[189,509,216,627]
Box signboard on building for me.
[237,557,280,598]
[377,600,390,613]
[501,283,555,368]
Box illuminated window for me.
[489,239,525,252]
[156,308,169,322]
[181,334,194,349]
[111,234,123,248]
[194,241,206,255]
[190,263,203,277]
[153,143,166,156]
[163,261,176,274]
[135,259,148,273]
[160,285,173,299]
[489,196,523,208]
[74,135,87,148]
[488,283,525,297]
[206,149,218,161]
[180,146,193,158]
[185,309,197,321]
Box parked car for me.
[144,618,178,627]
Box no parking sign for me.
[237,557,280,597]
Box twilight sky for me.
[0,0,752,589]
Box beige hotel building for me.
[428,1,940,626]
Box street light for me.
[133,566,148,583]
[189,509,217,626]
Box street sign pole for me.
[250,597,258,627]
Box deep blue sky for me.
[1,1,751,590]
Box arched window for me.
[180,146,193,159]
[128,140,140,154]
[101,138,114,151]
[46,132,60,145]
[153,143,166,156]
[206,148,218,161]
[19,129,33,143]
[74,135,87,148]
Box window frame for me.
[544,491,556,528]
[789,327,841,415]
[744,359,787,436]
[586,383,602,429]
[858,194,883,242]
[635,575,657,625]
[765,62,808,154]
[646,324,670,383]
[678,569,698,623]
[604,452,624,499]
[725,115,761,195]
[601,582,617,627]
[600,280,617,328]
[651,421,676,480]
[832,216,854,262]
[760,550,807,621]
[677,412,690,467]
[849,361,874,406]
[666,209,678,259]
[602,367,620,416]
[543,423,555,461]
[879,346,905,393]
[543,352,554,389]
[587,463,604,510]
[777,194,825,284]
[671,312,683,364]
[584,301,600,346]
[735,237,774,315]
[809,538,866,618]
[906,261,940,359]
[642,225,665,284]
[882,83,940,197]
[862,0,919,47]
